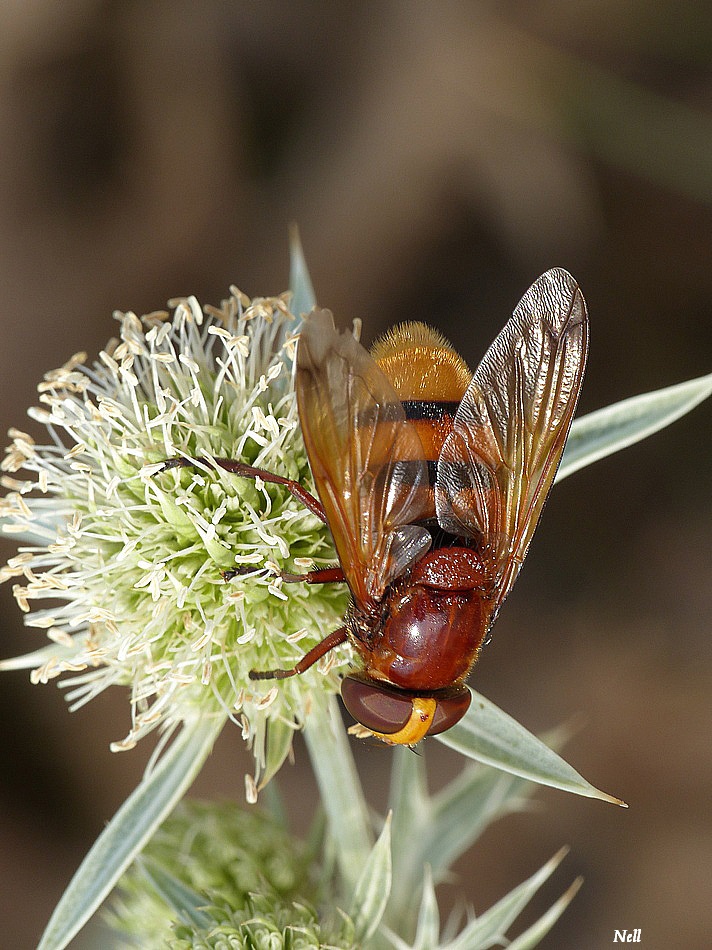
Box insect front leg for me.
[249,625,349,680]
[161,456,327,522]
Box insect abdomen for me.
[372,322,471,500]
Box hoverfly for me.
[173,268,588,745]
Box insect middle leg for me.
[162,456,327,522]
[223,565,345,584]
[162,457,348,681]
[162,457,339,585]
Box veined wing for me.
[296,309,432,607]
[435,268,589,610]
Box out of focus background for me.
[1,4,711,948]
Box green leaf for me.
[385,748,532,938]
[443,848,569,949]
[559,371,712,482]
[37,714,225,950]
[504,877,583,950]
[303,694,373,897]
[411,866,440,950]
[393,750,516,871]
[0,641,86,673]
[425,764,530,876]
[439,850,580,950]
[289,224,317,317]
[383,749,431,940]
[436,690,626,807]
[260,717,296,791]
[138,858,213,929]
[350,813,392,944]
[388,746,430,872]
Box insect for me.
[170,268,588,745]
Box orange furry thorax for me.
[370,321,471,402]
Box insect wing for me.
[435,268,589,608]
[296,309,431,607]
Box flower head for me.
[107,800,355,949]
[0,289,349,784]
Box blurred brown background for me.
[1,3,711,948]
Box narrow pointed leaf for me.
[289,224,317,317]
[436,690,626,806]
[350,813,392,944]
[445,848,568,948]
[388,747,429,868]
[559,371,712,482]
[412,866,440,950]
[0,525,60,544]
[259,717,296,791]
[0,641,84,672]
[37,714,225,950]
[379,929,411,950]
[303,694,372,896]
[139,859,213,929]
[387,764,532,936]
[386,756,532,939]
[504,877,583,950]
[384,750,433,935]
[425,765,530,877]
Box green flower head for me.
[108,800,355,950]
[0,288,349,791]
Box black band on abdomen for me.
[401,400,460,421]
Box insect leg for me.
[249,625,349,680]
[223,566,345,584]
[162,456,326,522]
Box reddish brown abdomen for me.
[364,584,488,690]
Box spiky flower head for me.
[108,800,355,949]
[0,288,349,791]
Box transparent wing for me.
[296,309,431,607]
[435,268,588,610]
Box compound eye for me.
[426,686,471,735]
[340,675,413,735]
